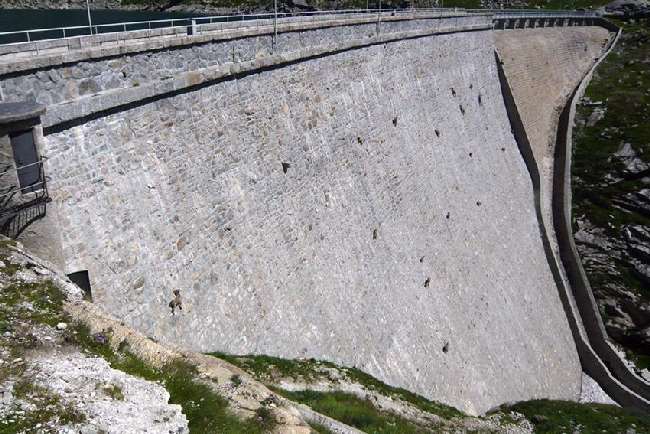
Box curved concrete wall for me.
[494,27,611,238]
[496,33,650,413]
[551,28,650,410]
[495,26,650,412]
[37,27,582,415]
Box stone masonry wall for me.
[0,15,486,106]
[42,28,582,415]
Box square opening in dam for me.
[67,270,92,300]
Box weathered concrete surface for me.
[494,27,611,239]
[41,28,581,415]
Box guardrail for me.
[483,8,598,16]
[0,7,600,46]
[0,158,49,239]
[0,8,464,45]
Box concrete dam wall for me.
[0,14,612,415]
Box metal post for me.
[273,0,278,51]
[86,0,93,35]
[377,0,381,34]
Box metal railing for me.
[0,158,49,238]
[0,7,473,45]
[0,9,454,44]
[481,8,598,16]
[0,159,48,200]
[0,7,599,47]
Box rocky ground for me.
[0,239,190,433]
[0,238,313,433]
[572,17,650,375]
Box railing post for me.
[273,0,278,51]
[377,0,382,35]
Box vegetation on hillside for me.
[211,352,463,419]
[572,17,650,371]
[496,399,650,433]
[211,352,650,433]
[0,241,274,433]
[276,389,439,433]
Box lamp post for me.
[86,0,93,35]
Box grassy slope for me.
[498,399,650,434]
[275,389,436,433]
[211,353,650,433]
[0,242,273,434]
[571,18,650,369]
[210,352,463,419]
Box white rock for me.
[31,351,189,433]
[56,323,68,330]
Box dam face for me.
[0,14,610,415]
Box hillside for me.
[1,238,649,433]
[572,17,650,376]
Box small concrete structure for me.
[0,101,45,126]
[0,101,48,238]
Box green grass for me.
[499,399,650,433]
[97,382,125,401]
[626,350,650,372]
[274,389,436,433]
[211,352,339,383]
[209,352,463,419]
[343,366,463,419]
[71,326,275,434]
[309,421,335,433]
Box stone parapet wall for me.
[0,13,490,108]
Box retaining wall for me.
[36,25,582,415]
[496,26,650,412]
[0,13,488,106]
[4,12,637,414]
[551,27,650,410]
